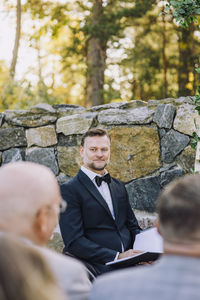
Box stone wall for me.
[0,97,196,230]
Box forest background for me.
[0,0,200,111]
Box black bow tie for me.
[95,173,111,187]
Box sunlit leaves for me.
[165,0,200,27]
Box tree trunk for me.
[35,40,48,100]
[10,0,21,79]
[85,0,106,107]
[161,11,168,98]
[177,26,194,97]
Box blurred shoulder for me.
[37,246,92,299]
[39,246,85,270]
[90,266,150,300]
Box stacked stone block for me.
[0,98,196,224]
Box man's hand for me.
[118,249,143,260]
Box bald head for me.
[0,162,62,244]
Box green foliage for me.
[46,0,158,104]
[122,6,180,100]
[104,77,121,103]
[165,0,200,27]
[23,0,53,19]
[83,0,156,40]
[189,167,195,173]
[192,67,200,150]
[0,76,66,112]
[164,0,200,152]
[190,131,200,149]
[2,0,200,108]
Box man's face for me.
[45,194,62,241]
[36,191,62,245]
[80,135,110,173]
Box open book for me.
[106,227,163,269]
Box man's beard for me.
[88,161,108,171]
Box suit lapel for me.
[77,169,114,219]
[109,178,119,222]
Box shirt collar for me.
[81,166,107,181]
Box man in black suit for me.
[59,128,141,275]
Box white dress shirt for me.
[81,166,124,256]
[81,166,115,219]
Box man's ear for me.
[154,218,161,235]
[80,146,84,158]
[33,207,49,244]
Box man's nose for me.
[96,150,103,156]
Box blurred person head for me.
[157,174,200,255]
[0,234,65,300]
[0,162,64,245]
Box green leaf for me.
[195,106,200,114]
[195,8,200,14]
[190,131,200,149]
[169,1,179,8]
[194,118,199,129]
[194,95,200,104]
[189,167,195,174]
[177,8,186,14]
[191,139,197,149]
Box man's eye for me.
[90,148,96,151]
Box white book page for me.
[133,227,163,253]
[106,252,145,265]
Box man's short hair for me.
[157,174,200,242]
[81,128,110,147]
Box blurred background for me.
[0,0,200,111]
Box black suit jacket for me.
[59,169,140,274]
